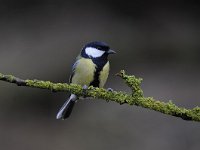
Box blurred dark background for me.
[0,0,200,150]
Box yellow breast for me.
[99,61,110,88]
[71,58,96,86]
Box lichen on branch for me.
[0,70,200,122]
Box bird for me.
[56,41,116,120]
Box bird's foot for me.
[82,85,88,98]
[107,88,114,92]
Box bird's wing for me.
[69,58,80,83]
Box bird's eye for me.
[96,46,101,50]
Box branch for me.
[0,71,200,122]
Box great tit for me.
[56,41,116,120]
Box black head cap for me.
[84,41,110,51]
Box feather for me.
[56,94,77,119]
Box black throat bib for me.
[89,57,108,87]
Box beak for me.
[107,49,116,54]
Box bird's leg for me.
[107,88,114,92]
[82,85,88,98]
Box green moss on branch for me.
[0,71,200,122]
[116,70,143,98]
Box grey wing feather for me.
[69,59,79,83]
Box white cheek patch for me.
[85,47,105,58]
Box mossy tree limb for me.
[0,71,200,122]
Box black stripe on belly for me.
[90,58,108,87]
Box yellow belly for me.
[71,58,110,88]
[99,61,110,88]
[71,58,96,86]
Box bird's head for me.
[81,41,116,59]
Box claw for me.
[83,85,88,90]
[107,88,114,92]
[82,85,88,98]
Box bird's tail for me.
[56,94,77,120]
